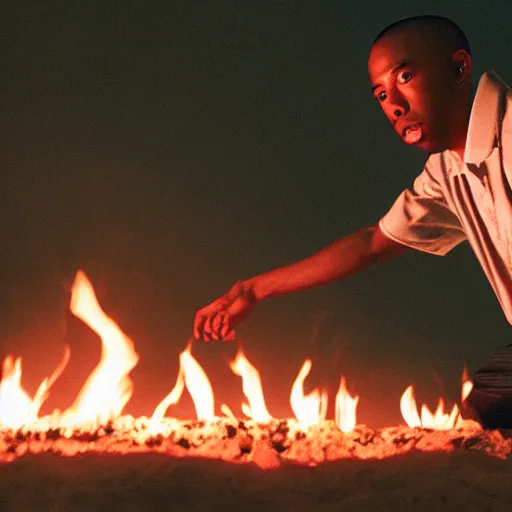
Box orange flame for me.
[0,271,483,438]
[0,347,70,429]
[335,376,359,432]
[400,385,422,428]
[150,368,185,430]
[290,360,327,429]
[179,345,215,421]
[230,351,272,423]
[60,271,139,426]
[150,346,218,428]
[0,357,38,429]
[461,367,473,403]
[400,384,464,430]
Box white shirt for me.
[379,71,512,323]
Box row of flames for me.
[0,271,475,434]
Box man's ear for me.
[452,49,472,84]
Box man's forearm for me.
[245,225,408,301]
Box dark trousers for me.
[466,343,512,429]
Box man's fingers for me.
[194,286,250,342]
[203,313,216,340]
[220,319,229,339]
[210,312,226,341]
[193,312,206,340]
[223,329,236,342]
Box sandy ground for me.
[0,452,511,512]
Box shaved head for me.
[373,15,471,56]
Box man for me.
[193,15,512,429]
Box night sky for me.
[2,1,512,426]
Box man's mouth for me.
[402,124,424,145]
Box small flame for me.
[335,376,359,432]
[220,404,236,422]
[461,367,473,403]
[230,351,272,423]
[400,385,421,428]
[150,368,185,431]
[0,357,38,429]
[60,271,139,426]
[400,384,463,430]
[0,347,70,429]
[290,360,327,429]
[180,345,215,421]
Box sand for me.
[0,450,512,512]
[1,419,512,511]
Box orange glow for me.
[335,376,359,432]
[0,269,484,453]
[230,351,272,423]
[60,271,139,427]
[290,359,328,429]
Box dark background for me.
[1,1,511,426]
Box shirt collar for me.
[464,70,511,165]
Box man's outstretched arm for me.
[193,224,410,341]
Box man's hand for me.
[193,225,409,341]
[193,280,257,341]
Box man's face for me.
[368,30,465,154]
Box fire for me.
[229,351,272,423]
[0,356,40,429]
[0,268,484,466]
[149,367,185,430]
[151,344,217,428]
[335,376,359,432]
[179,346,215,421]
[400,370,473,430]
[461,367,474,402]
[0,347,69,430]
[60,271,139,427]
[290,360,328,429]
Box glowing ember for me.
[290,360,328,429]
[335,376,359,433]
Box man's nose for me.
[393,107,404,118]
[387,90,408,120]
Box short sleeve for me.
[379,164,467,256]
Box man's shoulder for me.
[465,71,510,164]
[482,70,511,91]
[410,152,452,190]
[501,74,512,133]
[478,71,512,122]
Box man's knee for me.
[465,386,512,429]
[466,344,512,429]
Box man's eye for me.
[376,91,387,102]
[397,71,412,84]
